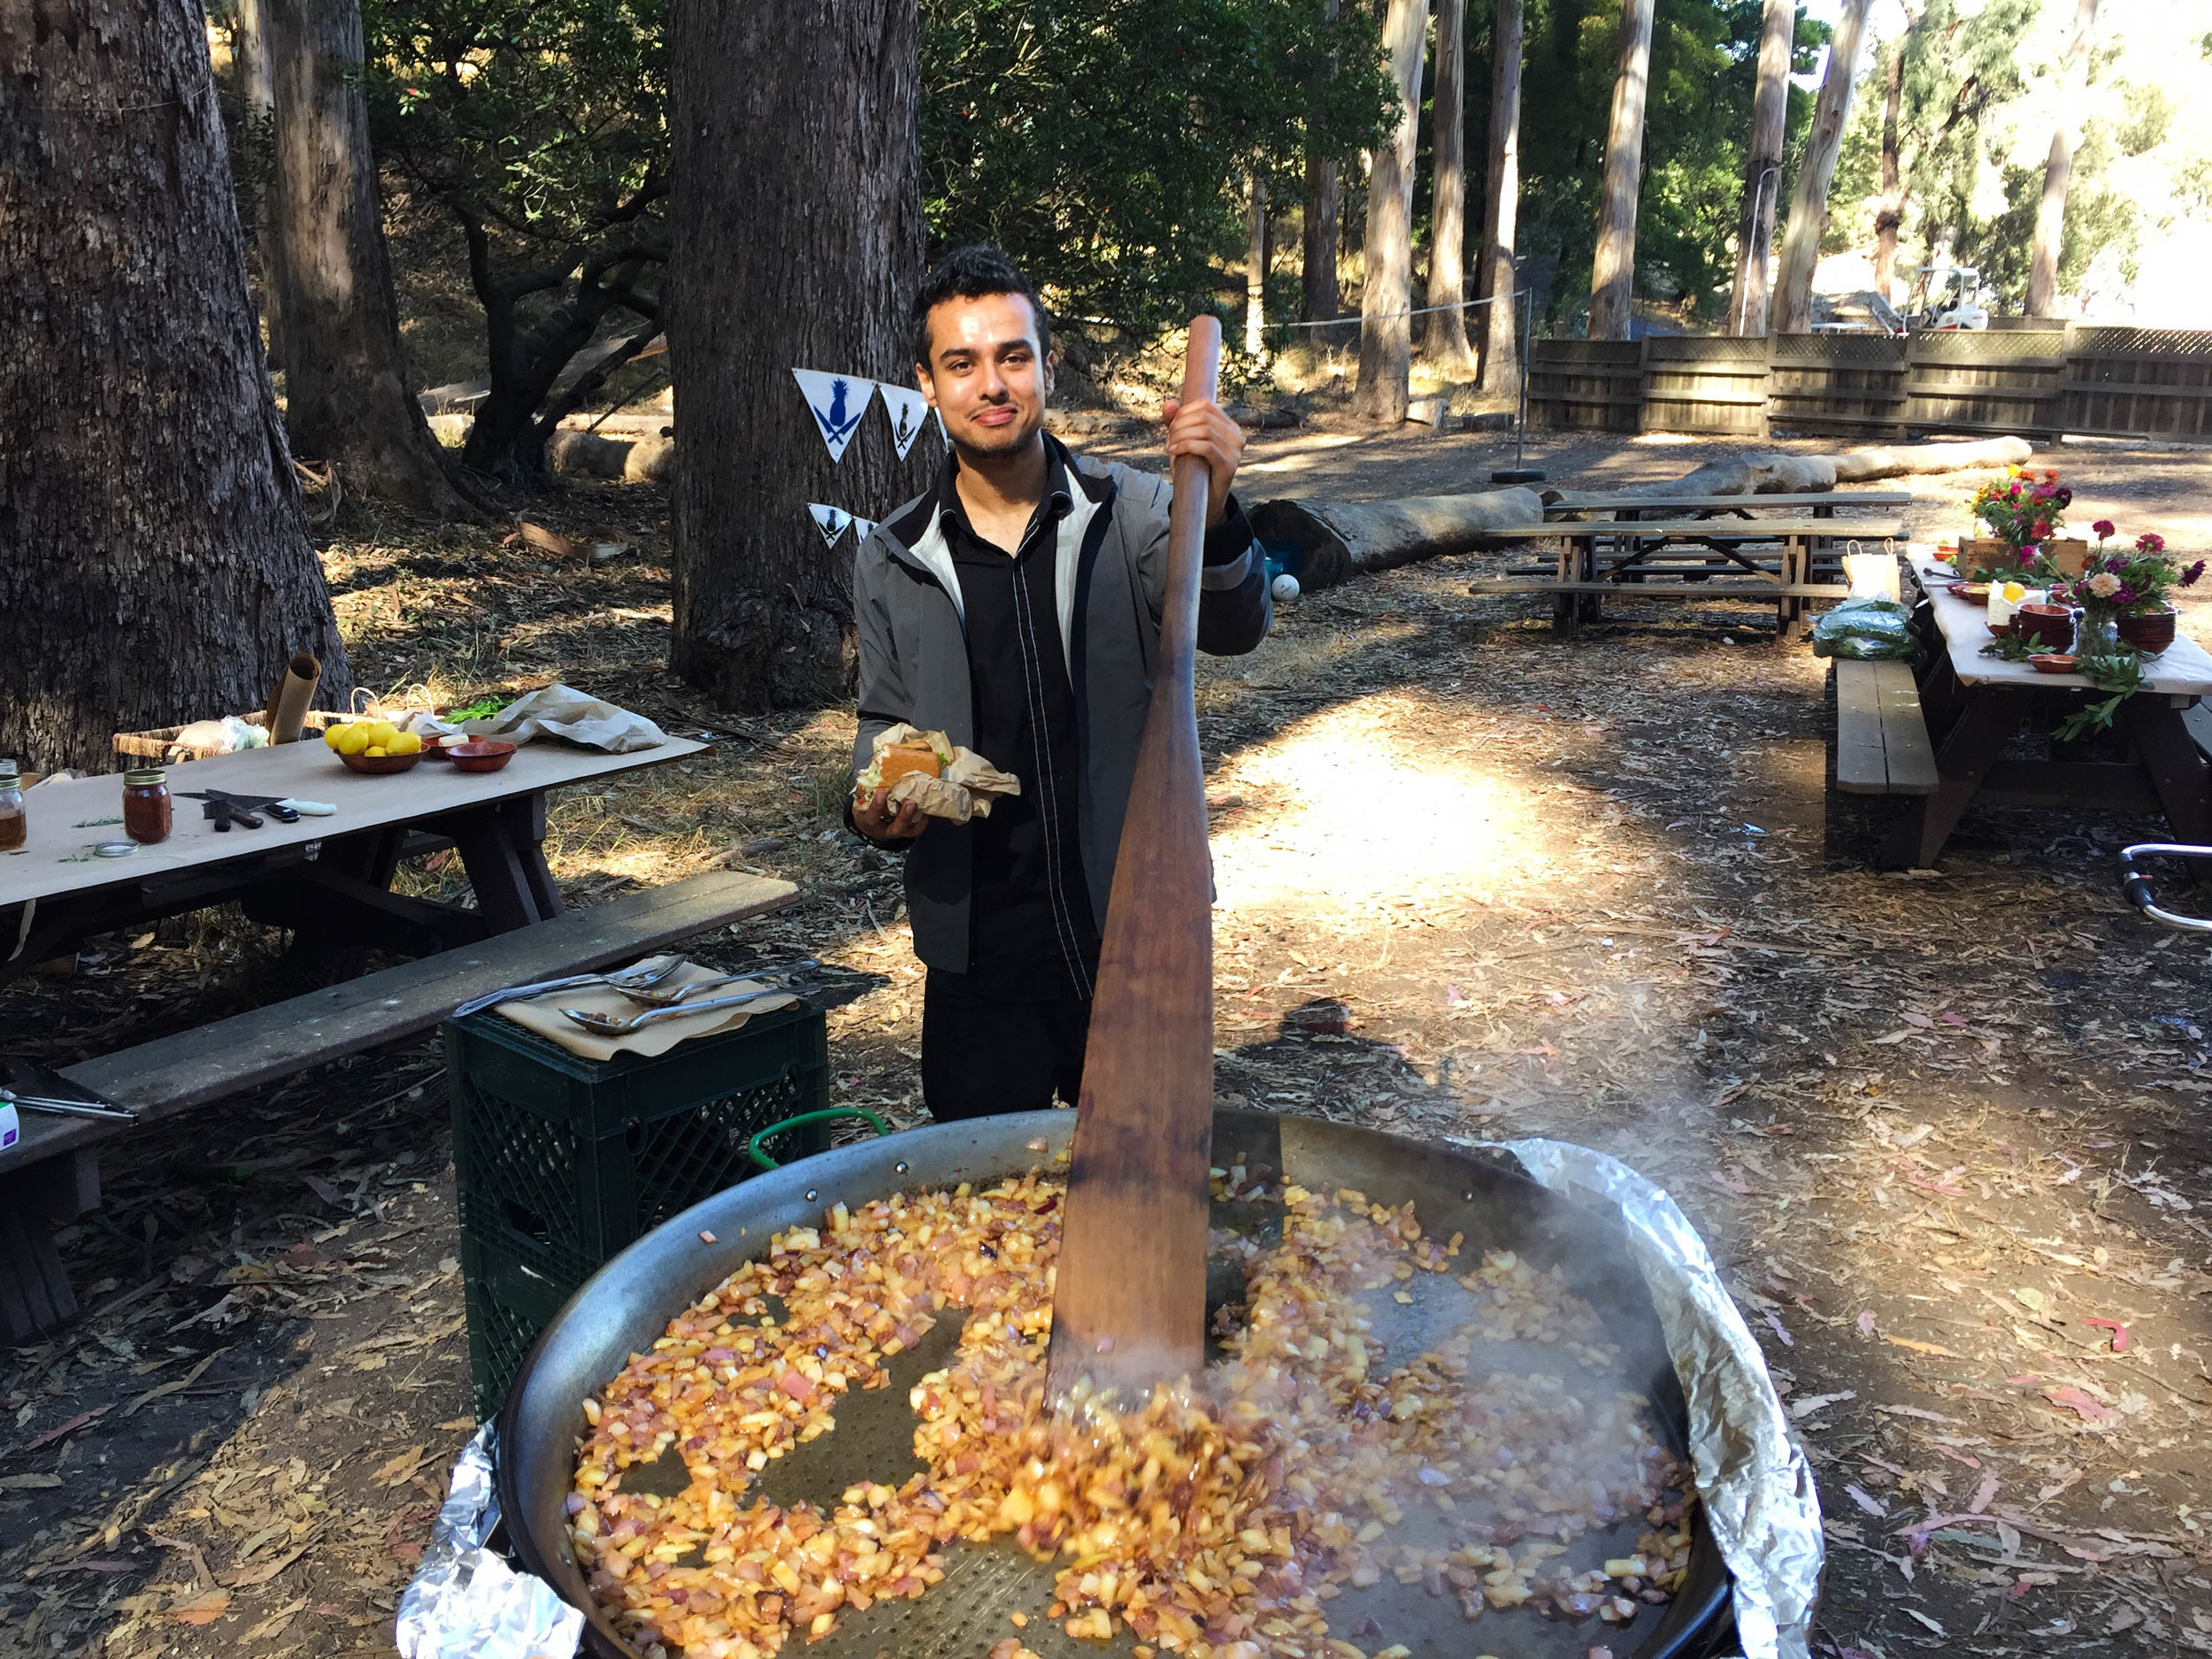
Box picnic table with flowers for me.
[1863,465,2212,869]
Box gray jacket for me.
[850,435,1272,974]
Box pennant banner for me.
[877,385,933,460]
[792,369,875,462]
[850,517,877,544]
[808,503,853,547]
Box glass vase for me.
[2078,603,2122,656]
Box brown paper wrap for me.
[858,724,1020,825]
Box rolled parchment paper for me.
[268,653,322,744]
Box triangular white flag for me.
[807,503,852,547]
[792,369,875,462]
[850,517,877,544]
[878,385,933,459]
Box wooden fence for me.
[1529,325,2212,444]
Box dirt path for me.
[4,429,2210,1659]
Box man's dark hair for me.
[911,245,1051,368]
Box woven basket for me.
[113,708,345,764]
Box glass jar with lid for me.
[0,761,22,853]
[122,768,173,845]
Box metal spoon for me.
[451,956,686,1020]
[559,986,797,1035]
[615,960,820,1007]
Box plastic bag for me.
[1811,597,1918,662]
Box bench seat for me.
[1835,660,1939,796]
[0,869,797,1339]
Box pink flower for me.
[2136,532,2166,555]
[2087,572,2122,599]
[2032,520,2052,541]
[2092,519,2116,540]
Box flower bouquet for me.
[1964,465,2078,578]
[2044,526,2204,657]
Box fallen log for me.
[1249,488,1545,590]
[547,430,673,484]
[1546,434,2033,506]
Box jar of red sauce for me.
[122,768,172,844]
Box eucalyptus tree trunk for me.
[1247,171,1269,357]
[1872,37,1906,301]
[0,0,351,773]
[1302,0,1344,327]
[670,0,929,710]
[265,0,472,513]
[1353,0,1431,422]
[1586,0,1655,341]
[2025,0,2101,319]
[1728,0,1793,336]
[234,0,284,367]
[1423,0,1474,374]
[1478,0,1525,400]
[1772,0,1872,336]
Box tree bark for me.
[1423,0,1474,373]
[265,0,472,513]
[1872,35,1906,301]
[234,0,284,369]
[1586,0,1656,341]
[1353,0,1430,422]
[1727,0,1793,336]
[0,0,351,774]
[2025,0,2100,319]
[1478,0,1525,401]
[1250,488,1544,590]
[1772,0,1873,336]
[1302,0,1343,327]
[1246,170,1268,357]
[669,0,927,711]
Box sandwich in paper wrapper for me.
[856,724,1019,824]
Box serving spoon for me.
[559,985,795,1035]
[614,959,820,1007]
[451,956,685,1020]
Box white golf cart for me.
[1907,265,1991,332]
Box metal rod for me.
[0,1087,137,1122]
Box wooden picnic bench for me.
[1823,561,2212,870]
[1474,515,1904,634]
[1540,489,1913,520]
[0,868,797,1340]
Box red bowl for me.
[338,749,422,774]
[2028,654,2079,675]
[448,740,517,773]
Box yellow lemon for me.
[339,725,372,755]
[389,732,423,756]
[2001,581,2025,603]
[323,725,345,749]
[370,721,400,748]
[365,745,388,757]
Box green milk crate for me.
[446,1002,831,1417]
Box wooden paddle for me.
[1045,316,1223,1409]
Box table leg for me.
[442,792,564,932]
[0,1149,98,1343]
[2119,700,2212,847]
[499,796,565,919]
[1878,691,2019,870]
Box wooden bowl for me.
[1956,583,1991,602]
[418,735,459,761]
[339,749,423,774]
[448,740,517,773]
[2028,654,2079,675]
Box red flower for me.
[2031,520,2052,541]
[2092,519,2116,540]
[2136,532,2167,555]
[2043,470,2058,482]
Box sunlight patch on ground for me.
[1210,693,1564,915]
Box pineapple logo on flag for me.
[807,503,853,547]
[792,369,876,463]
[878,385,933,460]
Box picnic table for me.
[1472,511,1905,634]
[0,734,802,1339]
[1842,559,2212,869]
[1540,489,1914,521]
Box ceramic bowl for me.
[339,749,423,774]
[2027,654,2079,675]
[1957,583,1991,602]
[448,741,517,774]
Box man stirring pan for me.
[849,245,1272,1121]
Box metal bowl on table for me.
[498,1110,1740,1659]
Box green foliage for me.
[919,0,1395,337]
[1506,0,1822,331]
